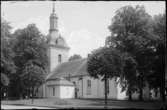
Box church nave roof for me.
[46,58,88,81]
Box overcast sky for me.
[1,1,165,58]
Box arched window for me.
[58,54,62,63]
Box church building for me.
[40,3,152,100]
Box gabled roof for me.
[46,58,88,81]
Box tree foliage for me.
[69,54,82,61]
[9,24,49,98]
[21,60,45,88]
[21,60,45,99]
[87,46,123,107]
[107,5,166,100]
[107,5,153,99]
[1,18,16,87]
[120,53,138,100]
[13,24,48,71]
[87,47,122,80]
[148,13,166,101]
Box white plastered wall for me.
[50,47,69,72]
[70,75,118,99]
[60,86,75,98]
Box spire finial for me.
[52,1,55,13]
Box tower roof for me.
[52,2,55,13]
[48,2,70,49]
[50,1,58,18]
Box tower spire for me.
[52,1,55,13]
[49,1,58,32]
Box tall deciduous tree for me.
[150,13,166,101]
[119,53,138,100]
[21,60,45,103]
[87,47,122,107]
[12,24,49,98]
[1,18,16,98]
[108,5,155,100]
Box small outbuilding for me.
[45,78,74,98]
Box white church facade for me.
[38,3,155,100]
[45,58,129,99]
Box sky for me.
[1,1,165,58]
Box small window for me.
[73,82,76,86]
[53,87,55,96]
[58,54,62,63]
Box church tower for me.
[48,2,70,73]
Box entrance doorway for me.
[73,82,78,98]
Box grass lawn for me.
[1,98,166,109]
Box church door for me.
[75,87,78,98]
[73,82,78,98]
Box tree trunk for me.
[128,90,132,101]
[160,62,165,102]
[159,40,166,109]
[104,73,108,109]
[29,87,31,99]
[6,86,8,100]
[139,74,143,101]
[139,88,143,101]
[36,87,38,98]
[139,86,143,101]
[31,87,34,104]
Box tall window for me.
[53,87,55,96]
[87,80,91,95]
[55,39,58,44]
[58,54,62,63]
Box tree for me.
[119,53,138,101]
[149,13,166,101]
[69,54,82,61]
[1,18,16,99]
[108,5,155,100]
[1,18,16,78]
[87,46,122,108]
[106,35,138,100]
[11,24,49,99]
[21,60,45,103]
